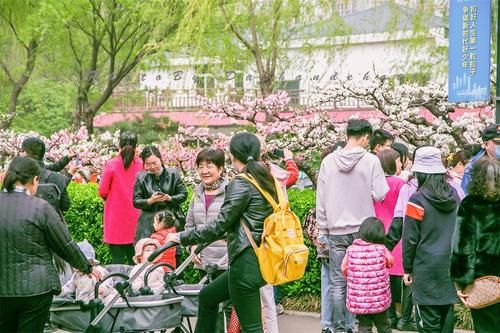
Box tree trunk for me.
[0,83,24,129]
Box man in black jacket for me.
[21,137,72,213]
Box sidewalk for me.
[278,312,473,333]
[53,312,474,332]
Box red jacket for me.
[150,228,177,269]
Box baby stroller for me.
[50,242,200,333]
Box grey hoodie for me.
[316,146,389,235]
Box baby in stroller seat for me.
[129,238,165,295]
[60,240,116,305]
[151,209,178,270]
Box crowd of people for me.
[0,122,498,333]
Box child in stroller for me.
[151,210,178,270]
[60,240,116,305]
[129,238,165,295]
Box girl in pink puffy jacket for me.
[341,217,394,333]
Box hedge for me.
[65,182,319,298]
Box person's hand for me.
[165,233,181,244]
[457,289,470,307]
[162,193,172,202]
[148,192,166,205]
[403,273,413,286]
[283,149,293,161]
[191,247,202,266]
[90,266,103,281]
[68,164,79,175]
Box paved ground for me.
[53,312,474,332]
[278,312,473,333]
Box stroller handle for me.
[148,241,178,262]
[94,272,129,299]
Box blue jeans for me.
[321,257,333,328]
[327,233,357,333]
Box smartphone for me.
[272,148,284,158]
[157,191,167,196]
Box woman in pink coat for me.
[98,131,143,264]
[374,149,405,329]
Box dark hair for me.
[140,146,163,164]
[196,148,225,169]
[320,141,346,161]
[446,150,471,168]
[358,217,386,245]
[156,210,177,229]
[415,172,453,201]
[467,157,500,201]
[346,119,372,138]
[377,149,400,175]
[463,143,482,157]
[2,156,41,192]
[21,137,46,161]
[230,132,276,198]
[119,131,138,169]
[391,142,409,166]
[369,129,394,151]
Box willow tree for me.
[47,0,183,133]
[176,0,344,99]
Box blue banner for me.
[448,0,491,102]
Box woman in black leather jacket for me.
[133,146,188,243]
[0,156,95,333]
[166,132,277,333]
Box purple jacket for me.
[343,239,391,315]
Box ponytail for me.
[120,145,135,169]
[2,156,40,192]
[244,159,277,198]
[119,131,138,170]
[230,132,277,199]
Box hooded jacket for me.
[403,186,460,305]
[317,146,389,235]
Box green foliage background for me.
[65,183,318,297]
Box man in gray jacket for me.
[316,119,389,333]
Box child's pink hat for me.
[133,238,161,264]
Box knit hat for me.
[481,124,499,142]
[133,238,161,264]
[411,146,446,174]
[77,240,99,265]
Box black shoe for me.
[397,319,418,331]
[321,328,333,333]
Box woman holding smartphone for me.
[133,146,188,243]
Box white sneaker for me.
[275,303,285,315]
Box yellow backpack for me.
[239,173,309,285]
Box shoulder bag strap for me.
[241,220,259,252]
[237,173,279,211]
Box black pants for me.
[195,248,265,333]
[415,304,452,333]
[357,310,391,333]
[0,292,53,333]
[471,302,500,333]
[109,244,134,264]
[388,275,413,324]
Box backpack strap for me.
[238,173,283,211]
[241,220,259,252]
